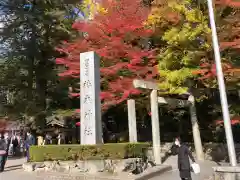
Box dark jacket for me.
[0,139,7,151]
[12,137,19,147]
[170,144,179,156]
[25,135,35,146]
[178,144,195,170]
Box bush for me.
[29,143,150,162]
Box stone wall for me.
[24,159,172,180]
[146,143,240,162]
[213,166,240,180]
[24,158,149,174]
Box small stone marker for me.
[127,99,137,142]
[80,51,102,145]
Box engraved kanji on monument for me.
[80,51,102,145]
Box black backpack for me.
[171,144,179,156]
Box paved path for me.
[150,156,220,180]
[0,157,221,180]
[0,157,36,180]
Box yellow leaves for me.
[182,54,192,65]
[98,6,108,14]
[159,68,194,84]
[201,42,211,49]
[147,15,160,27]
[171,4,186,13]
[146,8,161,27]
[173,3,205,23]
[82,0,108,19]
[162,22,211,49]
[158,82,189,94]
[146,0,178,27]
[147,0,209,30]
[185,9,202,22]
[158,68,195,94]
[162,27,179,44]
[146,0,180,27]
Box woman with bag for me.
[0,134,8,172]
[175,137,197,180]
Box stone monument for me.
[80,51,102,145]
[127,99,137,142]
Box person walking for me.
[4,134,10,156]
[12,135,19,156]
[175,137,195,180]
[25,132,35,162]
[0,134,8,172]
[19,137,25,157]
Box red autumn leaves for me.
[56,0,158,109]
[56,0,239,110]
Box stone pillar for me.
[80,51,102,145]
[188,95,204,161]
[224,173,236,180]
[150,90,161,165]
[213,166,240,180]
[127,99,137,142]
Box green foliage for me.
[0,0,80,120]
[159,68,195,94]
[29,143,150,162]
[156,0,211,94]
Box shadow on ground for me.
[3,166,22,172]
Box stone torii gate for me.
[133,79,204,163]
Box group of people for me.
[37,133,65,146]
[0,134,23,157]
[0,131,67,172]
[0,131,35,172]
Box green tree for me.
[0,0,79,121]
[149,0,211,94]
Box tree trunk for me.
[36,67,47,110]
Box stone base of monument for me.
[23,159,172,180]
[213,166,240,180]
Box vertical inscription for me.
[80,51,102,145]
[81,57,93,138]
[84,58,89,76]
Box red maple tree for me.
[194,0,240,85]
[215,0,240,7]
[56,0,157,109]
